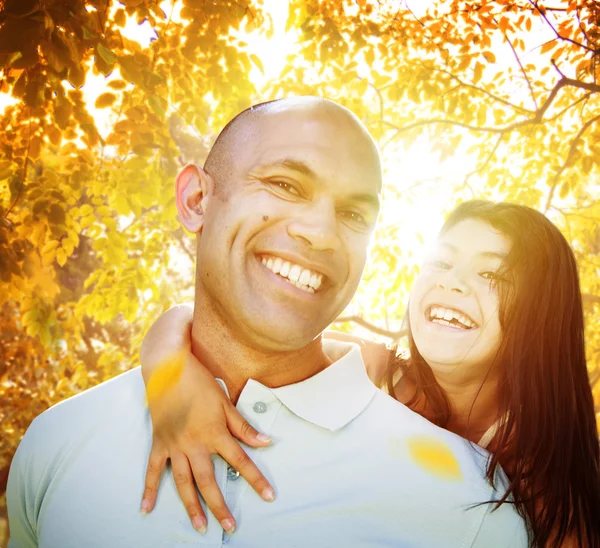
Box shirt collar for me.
[263,341,377,431]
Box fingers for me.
[226,405,272,448]
[220,436,275,503]
[141,447,167,514]
[171,453,208,534]
[188,452,236,534]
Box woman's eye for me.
[432,260,451,269]
[479,271,500,280]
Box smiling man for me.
[8,97,527,547]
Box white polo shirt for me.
[8,344,528,547]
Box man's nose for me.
[437,269,471,295]
[286,200,341,251]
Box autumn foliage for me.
[1,1,599,529]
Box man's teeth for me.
[429,306,476,329]
[261,257,323,293]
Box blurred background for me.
[1,0,599,541]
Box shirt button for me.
[227,466,240,481]
[253,401,267,414]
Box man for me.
[7,97,527,547]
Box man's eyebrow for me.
[259,159,317,178]
[346,192,380,210]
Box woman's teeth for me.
[261,256,323,293]
[428,306,477,329]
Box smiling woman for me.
[389,200,600,547]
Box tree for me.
[0,0,599,515]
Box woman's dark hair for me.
[387,200,600,547]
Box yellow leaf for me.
[80,215,95,229]
[473,61,484,83]
[80,204,93,216]
[250,54,264,75]
[95,92,117,109]
[41,240,60,255]
[540,40,556,54]
[482,51,496,63]
[67,229,80,248]
[108,79,127,90]
[22,309,38,327]
[62,239,75,256]
[56,248,67,267]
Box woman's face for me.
[409,218,512,381]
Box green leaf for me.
[148,95,166,118]
[97,43,117,65]
[82,27,97,40]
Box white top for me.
[8,343,528,547]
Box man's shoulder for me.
[366,388,497,481]
[24,366,146,449]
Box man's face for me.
[408,218,510,382]
[197,107,381,350]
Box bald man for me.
[7,98,527,547]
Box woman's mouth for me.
[425,305,479,330]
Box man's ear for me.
[174,164,215,233]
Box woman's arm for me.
[323,331,391,387]
[140,303,274,534]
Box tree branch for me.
[333,315,407,340]
[544,112,600,212]
[462,133,504,187]
[528,0,595,53]
[4,108,32,221]
[383,76,600,148]
[408,60,534,114]
[504,30,538,110]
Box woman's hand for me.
[140,304,274,534]
[323,330,392,386]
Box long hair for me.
[388,200,600,547]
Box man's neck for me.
[190,311,332,404]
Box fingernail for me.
[140,499,151,514]
[262,487,275,502]
[221,518,235,534]
[193,517,207,534]
[256,433,271,444]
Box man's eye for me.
[339,210,367,225]
[269,180,300,196]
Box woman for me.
[139,200,600,547]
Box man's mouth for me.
[426,305,478,330]
[260,255,324,294]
